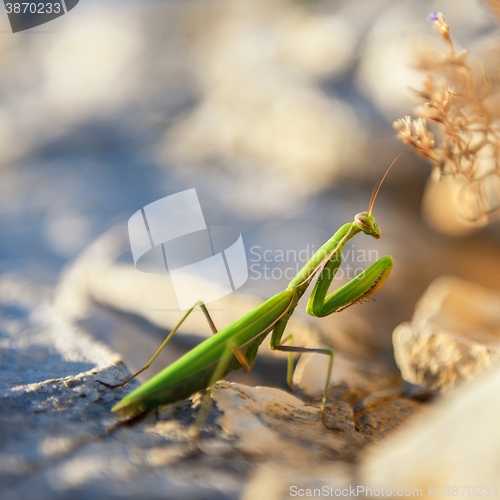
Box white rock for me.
[243,462,354,500]
[362,363,500,491]
[421,169,488,237]
[393,276,500,391]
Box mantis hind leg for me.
[96,300,249,388]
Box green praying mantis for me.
[99,162,396,427]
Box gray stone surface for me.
[1,273,425,499]
[0,277,241,499]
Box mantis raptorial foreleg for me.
[307,256,394,317]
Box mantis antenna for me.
[368,154,402,214]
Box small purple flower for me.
[427,12,439,22]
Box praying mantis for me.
[100,162,396,427]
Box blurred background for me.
[1,0,500,386]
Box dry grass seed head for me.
[393,12,500,221]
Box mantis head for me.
[354,155,400,239]
[354,212,381,239]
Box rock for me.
[421,171,486,237]
[292,351,423,443]
[0,276,243,499]
[353,393,422,443]
[4,273,419,499]
[242,462,355,500]
[393,276,500,392]
[361,363,500,492]
[0,276,121,392]
[211,381,361,461]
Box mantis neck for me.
[287,222,360,292]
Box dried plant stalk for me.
[394,12,500,221]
